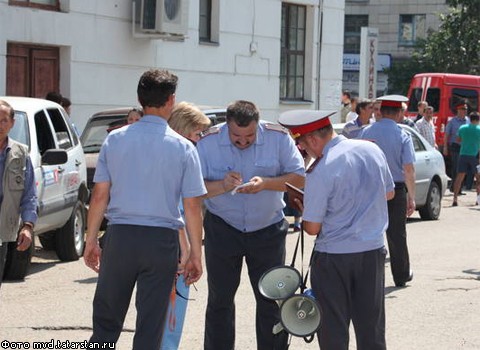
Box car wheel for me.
[55,200,86,261]
[3,240,34,280]
[419,181,442,220]
[39,231,56,251]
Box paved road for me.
[1,191,479,349]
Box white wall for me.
[0,0,344,130]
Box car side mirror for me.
[41,149,68,165]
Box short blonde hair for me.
[169,102,211,137]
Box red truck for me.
[405,73,480,147]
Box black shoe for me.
[395,270,413,287]
[452,201,458,207]
[459,191,466,196]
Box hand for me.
[236,176,265,194]
[443,147,448,156]
[183,255,202,286]
[84,239,102,273]
[406,197,416,217]
[178,242,191,275]
[16,227,32,252]
[293,198,304,212]
[223,171,243,192]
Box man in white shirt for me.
[415,106,437,148]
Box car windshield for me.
[81,116,126,153]
[10,111,30,149]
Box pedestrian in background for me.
[0,100,37,289]
[444,102,469,193]
[279,109,394,350]
[416,106,437,148]
[342,98,373,139]
[84,69,206,349]
[452,111,480,207]
[360,95,416,288]
[161,101,211,350]
[196,100,305,350]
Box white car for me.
[1,97,89,280]
[334,123,448,220]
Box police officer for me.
[360,95,416,287]
[84,69,206,349]
[444,102,470,193]
[279,109,394,350]
[0,100,37,288]
[196,100,305,350]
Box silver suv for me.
[1,97,88,280]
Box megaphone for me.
[280,293,321,337]
[258,266,302,301]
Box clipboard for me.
[285,182,304,212]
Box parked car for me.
[334,123,448,220]
[0,97,89,280]
[80,106,227,195]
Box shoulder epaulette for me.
[264,123,289,134]
[200,126,220,138]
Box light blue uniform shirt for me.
[303,136,394,254]
[197,121,305,232]
[360,118,415,182]
[446,116,469,145]
[94,115,207,229]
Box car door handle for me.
[75,159,82,166]
[57,166,65,173]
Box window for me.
[199,0,219,43]
[344,15,368,54]
[48,108,73,150]
[409,131,426,152]
[10,112,30,149]
[35,111,56,155]
[9,0,59,11]
[280,3,306,100]
[399,14,426,46]
[426,88,440,112]
[451,88,478,114]
[407,88,423,112]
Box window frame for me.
[280,3,307,101]
[9,0,60,11]
[344,15,369,54]
[398,14,426,46]
[199,0,219,44]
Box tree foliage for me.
[386,0,480,94]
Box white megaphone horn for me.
[279,291,321,337]
[258,265,302,301]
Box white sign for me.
[343,53,391,72]
[359,27,379,99]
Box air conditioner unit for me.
[133,0,189,36]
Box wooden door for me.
[6,43,59,98]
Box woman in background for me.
[162,102,211,350]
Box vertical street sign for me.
[359,27,379,99]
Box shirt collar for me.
[1,137,12,156]
[323,135,347,155]
[138,115,168,126]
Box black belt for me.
[394,182,405,189]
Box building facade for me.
[0,0,345,130]
[343,0,450,97]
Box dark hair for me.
[45,91,63,104]
[380,105,402,116]
[356,98,372,114]
[0,100,15,119]
[226,100,259,127]
[61,97,71,108]
[342,90,351,99]
[137,69,178,108]
[470,111,480,122]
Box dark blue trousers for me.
[203,211,289,350]
[90,224,178,350]
[311,248,387,350]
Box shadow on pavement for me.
[75,277,98,284]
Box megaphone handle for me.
[289,228,301,268]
